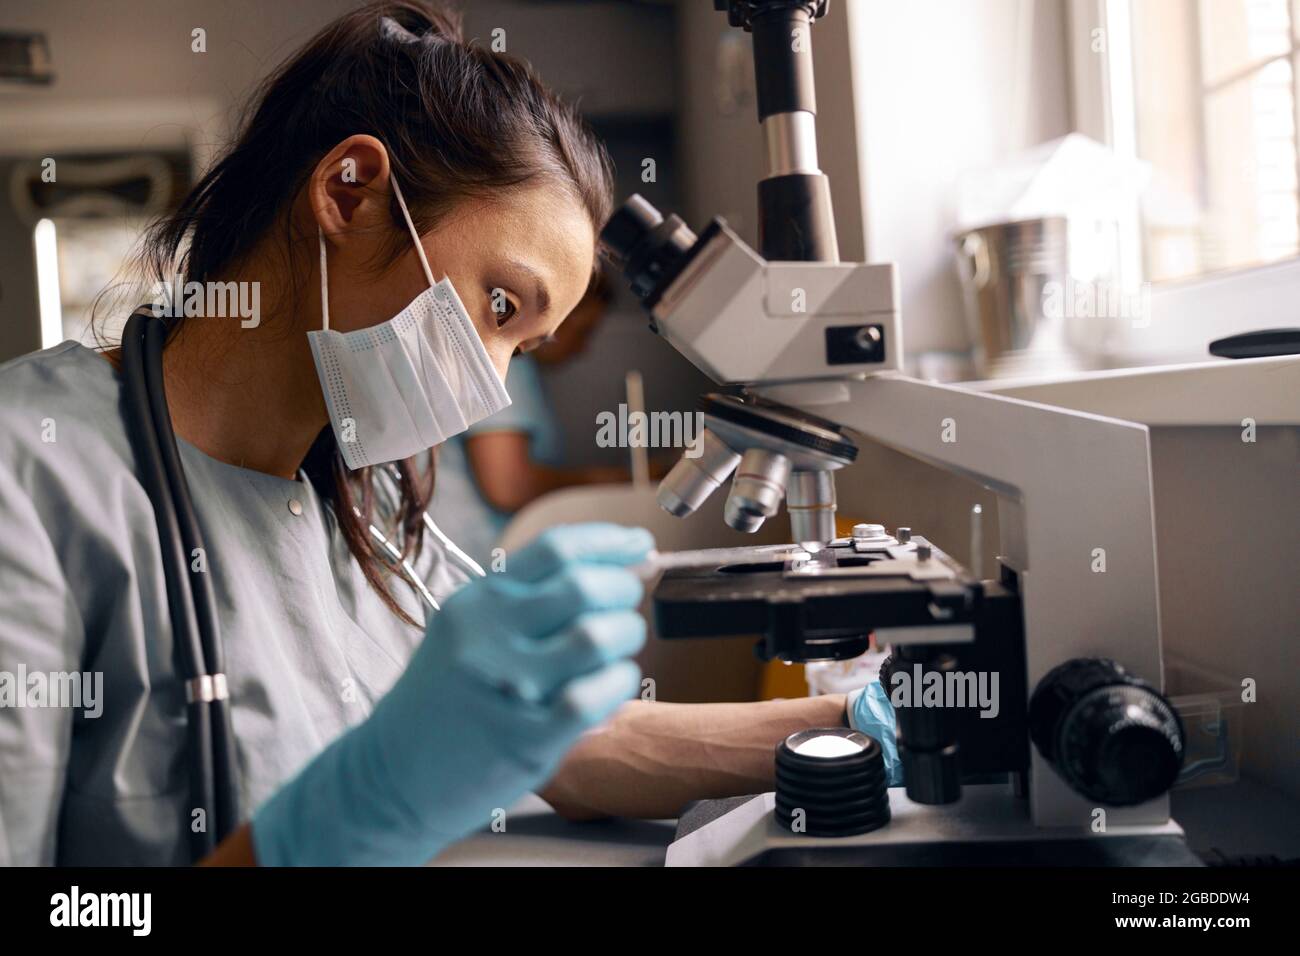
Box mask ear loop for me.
[389,172,437,288]
[390,170,500,390]
[318,226,330,331]
[317,169,429,333]
[389,170,453,406]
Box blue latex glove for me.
[846,680,903,786]
[252,522,653,866]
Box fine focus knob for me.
[1029,658,1185,806]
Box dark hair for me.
[138,0,614,623]
[587,268,615,305]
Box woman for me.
[0,1,874,867]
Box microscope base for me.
[667,786,1199,867]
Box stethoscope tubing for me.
[122,311,240,859]
[139,318,240,848]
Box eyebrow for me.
[504,259,551,317]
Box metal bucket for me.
[954,217,1075,377]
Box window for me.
[1122,0,1300,282]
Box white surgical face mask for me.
[308,173,511,470]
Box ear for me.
[308,135,391,245]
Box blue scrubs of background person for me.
[431,355,563,566]
[429,275,656,568]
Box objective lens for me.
[724,448,791,533]
[787,470,837,543]
[656,429,742,517]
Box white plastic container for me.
[805,646,889,697]
[1166,655,1247,790]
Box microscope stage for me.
[652,536,983,651]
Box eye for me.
[488,287,519,327]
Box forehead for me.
[428,187,596,306]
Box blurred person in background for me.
[432,274,643,566]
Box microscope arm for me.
[803,373,1168,827]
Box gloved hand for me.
[846,680,903,786]
[252,522,653,866]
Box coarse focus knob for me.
[1029,658,1185,806]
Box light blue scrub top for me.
[428,355,561,566]
[0,342,470,865]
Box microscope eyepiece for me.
[600,194,662,262]
[600,195,699,307]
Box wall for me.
[1148,426,1300,797]
[463,2,675,116]
[0,0,673,115]
[846,0,1072,356]
[0,0,360,360]
[674,0,865,260]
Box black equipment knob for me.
[884,649,965,805]
[898,742,962,805]
[774,728,891,837]
[1029,658,1185,806]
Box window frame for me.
[1068,0,1300,358]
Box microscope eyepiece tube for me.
[741,2,839,262]
[656,428,742,517]
[749,3,818,120]
[724,448,793,533]
[763,111,820,176]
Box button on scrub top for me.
[0,342,469,864]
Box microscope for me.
[601,0,1193,865]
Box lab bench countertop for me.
[431,780,1298,867]
[430,794,676,867]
